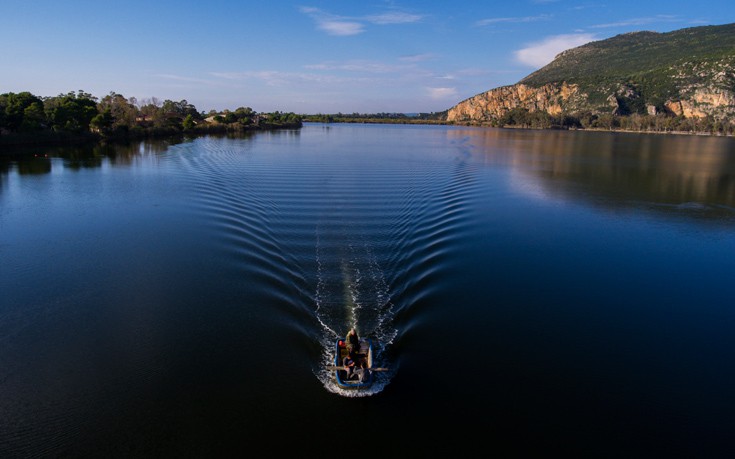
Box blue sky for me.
[2,0,733,113]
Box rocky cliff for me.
[447,83,583,122]
[446,23,735,124]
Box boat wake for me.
[312,225,398,397]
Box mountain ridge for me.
[446,23,735,127]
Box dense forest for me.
[0,90,302,146]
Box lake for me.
[1,124,734,457]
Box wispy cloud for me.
[515,33,597,67]
[211,71,290,86]
[570,4,603,11]
[300,7,364,36]
[304,60,411,74]
[210,70,352,86]
[319,20,365,36]
[427,87,458,99]
[399,53,436,63]
[300,6,423,36]
[590,15,680,29]
[475,14,552,27]
[365,12,423,25]
[154,74,213,84]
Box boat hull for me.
[335,338,374,389]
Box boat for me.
[335,337,374,389]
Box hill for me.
[446,23,735,129]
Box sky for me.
[2,0,734,114]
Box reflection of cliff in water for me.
[453,127,735,220]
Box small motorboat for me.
[334,337,374,389]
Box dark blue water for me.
[1,125,734,457]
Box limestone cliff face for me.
[446,83,582,122]
[447,81,735,123]
[664,87,735,119]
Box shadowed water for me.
[1,125,734,456]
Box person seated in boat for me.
[343,352,358,380]
[343,351,371,382]
[345,328,360,355]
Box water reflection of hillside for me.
[452,127,735,219]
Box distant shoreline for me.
[4,120,731,157]
[305,119,734,138]
[476,123,735,137]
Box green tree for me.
[138,97,161,125]
[90,109,114,133]
[222,112,237,124]
[22,101,46,131]
[44,91,98,132]
[499,108,531,128]
[98,92,138,130]
[593,113,617,130]
[182,114,195,131]
[0,91,45,132]
[234,106,254,125]
[155,99,200,129]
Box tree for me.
[152,99,201,129]
[22,101,46,131]
[234,107,254,117]
[44,91,98,132]
[182,114,195,131]
[499,108,531,128]
[0,91,45,132]
[90,109,114,133]
[0,99,5,134]
[98,92,138,131]
[593,113,617,130]
[138,99,160,125]
[234,106,254,125]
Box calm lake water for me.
[1,124,734,457]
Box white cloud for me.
[299,7,363,36]
[304,60,408,73]
[427,87,458,99]
[154,74,212,84]
[514,33,596,68]
[319,20,364,36]
[366,12,423,25]
[211,70,290,85]
[211,70,351,87]
[300,6,422,36]
[399,53,436,63]
[475,14,552,27]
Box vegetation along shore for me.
[0,90,302,152]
